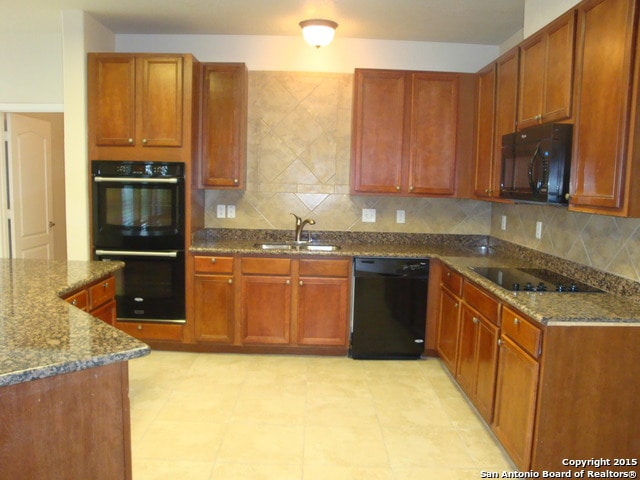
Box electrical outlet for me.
[536,221,543,239]
[227,205,236,218]
[396,210,406,223]
[362,208,376,223]
[501,215,507,231]
[216,204,226,218]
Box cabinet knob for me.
[536,114,542,121]
[71,299,78,306]
[498,338,502,346]
[396,185,401,191]
[127,138,134,144]
[564,193,571,201]
[286,279,291,285]
[409,185,414,192]
[227,279,233,284]
[137,324,142,331]
[233,179,239,184]
[103,282,109,289]
[454,302,459,308]
[210,258,217,263]
[446,272,451,277]
[514,317,520,325]
[142,138,148,144]
[472,317,479,324]
[299,280,304,286]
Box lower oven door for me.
[94,249,185,324]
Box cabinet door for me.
[436,287,462,374]
[91,299,117,326]
[138,56,184,147]
[492,49,519,196]
[409,73,459,195]
[492,335,540,471]
[241,276,291,344]
[456,305,478,397]
[570,0,637,212]
[194,274,234,343]
[518,32,546,129]
[474,317,499,422]
[297,277,349,346]
[351,69,407,194]
[91,56,136,147]
[200,63,247,188]
[474,64,497,199]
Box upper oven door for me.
[92,166,185,250]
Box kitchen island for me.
[0,259,150,480]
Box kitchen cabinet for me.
[64,275,116,326]
[351,68,474,197]
[517,10,576,129]
[568,0,640,216]
[115,321,184,342]
[456,282,500,423]
[296,258,350,346]
[436,266,463,374]
[193,255,235,343]
[474,48,518,200]
[199,63,248,188]
[241,257,292,345]
[492,306,541,470]
[88,53,198,162]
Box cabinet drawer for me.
[241,257,291,275]
[501,306,542,358]
[194,255,234,274]
[65,290,88,311]
[463,281,500,325]
[115,321,184,341]
[441,266,463,296]
[89,276,115,310]
[299,258,350,278]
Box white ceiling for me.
[4,0,524,45]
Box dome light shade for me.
[299,19,338,48]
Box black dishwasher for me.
[350,257,429,359]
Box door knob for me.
[49,221,56,228]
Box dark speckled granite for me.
[0,259,150,387]
[191,228,640,326]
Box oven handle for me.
[95,249,179,258]
[94,176,179,184]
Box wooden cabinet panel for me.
[409,73,459,195]
[89,275,116,311]
[199,63,247,188]
[518,10,576,129]
[91,299,117,326]
[463,281,500,325]
[115,321,184,341]
[473,63,497,199]
[456,305,478,395]
[501,306,542,358]
[194,274,234,343]
[297,277,349,346]
[441,265,463,296]
[492,335,540,471]
[194,255,234,274]
[241,257,291,275]
[299,258,350,277]
[493,48,519,185]
[351,69,407,194]
[241,276,291,344]
[436,286,462,374]
[65,290,88,311]
[64,275,116,326]
[569,0,640,214]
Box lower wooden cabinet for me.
[63,275,116,325]
[193,255,235,343]
[436,285,462,374]
[114,321,184,342]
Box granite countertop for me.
[191,228,640,327]
[0,259,150,387]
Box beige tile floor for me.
[128,351,514,479]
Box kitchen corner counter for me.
[0,259,150,387]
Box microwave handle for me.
[528,145,543,195]
[94,176,179,184]
[95,249,179,258]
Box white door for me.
[6,113,55,259]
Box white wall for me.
[115,34,498,74]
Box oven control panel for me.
[92,161,184,178]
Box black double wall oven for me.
[92,161,185,324]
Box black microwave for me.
[500,123,572,204]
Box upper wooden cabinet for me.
[351,68,474,197]
[517,10,576,129]
[569,0,640,216]
[474,49,518,200]
[88,53,198,161]
[199,63,248,189]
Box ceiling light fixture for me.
[299,19,338,48]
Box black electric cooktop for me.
[471,267,603,293]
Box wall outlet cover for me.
[216,204,226,218]
[396,210,405,223]
[227,205,236,218]
[362,208,376,223]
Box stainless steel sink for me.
[253,242,340,251]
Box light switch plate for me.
[536,221,543,239]
[362,208,376,223]
[396,210,405,223]
[501,215,507,231]
[216,204,226,218]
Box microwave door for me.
[528,145,549,198]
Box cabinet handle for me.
[497,338,502,346]
[71,299,78,306]
[103,282,109,289]
[137,324,142,331]
[446,271,451,277]
[565,193,571,201]
[396,185,401,191]
[299,280,304,286]
[514,317,520,325]
[472,317,479,324]
[227,279,233,285]
[409,185,414,192]
[210,258,217,263]
[454,302,459,308]
[127,138,134,144]
[233,178,239,184]
[142,138,148,144]
[286,280,290,285]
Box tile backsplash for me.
[491,203,640,283]
[204,71,491,236]
[203,70,640,284]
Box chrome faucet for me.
[290,213,316,243]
